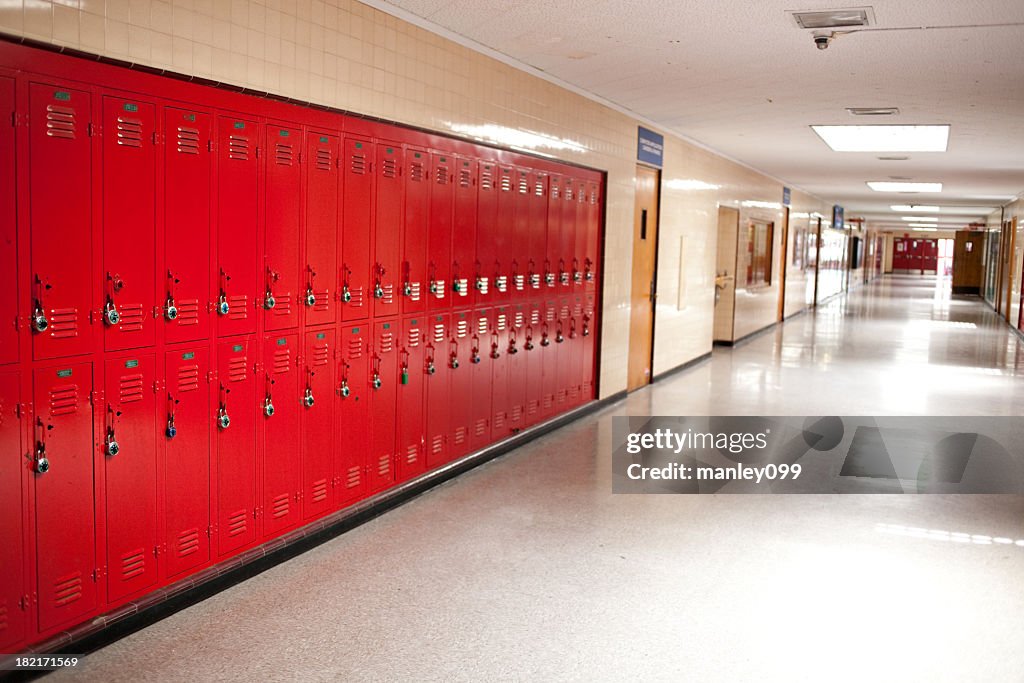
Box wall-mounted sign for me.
[833,204,844,230]
[637,126,664,168]
[782,187,791,206]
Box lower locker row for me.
[0,302,597,651]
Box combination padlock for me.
[372,374,382,390]
[426,361,436,375]
[303,388,315,407]
[403,282,413,297]
[305,288,317,307]
[525,339,534,351]
[583,324,590,337]
[373,284,384,299]
[217,295,230,316]
[508,341,518,355]
[475,277,486,291]
[105,435,120,457]
[541,335,550,347]
[556,331,565,344]
[471,351,481,364]
[104,300,121,326]
[341,287,352,303]
[33,309,49,333]
[452,280,462,294]
[264,291,277,310]
[430,281,439,294]
[400,368,409,385]
[165,298,179,321]
[34,444,49,474]
[218,410,231,429]
[166,417,178,439]
[264,397,275,418]
[449,355,460,370]
[339,380,350,398]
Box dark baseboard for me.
[713,320,781,348]
[652,351,712,382]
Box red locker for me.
[490,306,510,437]
[424,314,450,468]
[567,295,584,406]
[303,132,339,327]
[572,177,588,292]
[102,96,157,351]
[261,333,301,538]
[163,108,212,343]
[0,370,27,649]
[506,304,527,431]
[524,301,544,426]
[427,153,454,311]
[396,316,426,481]
[584,180,600,292]
[302,329,335,520]
[450,157,476,307]
[555,298,571,410]
[401,149,428,314]
[475,161,497,305]
[582,292,597,400]
[526,171,548,298]
[215,117,259,336]
[368,320,398,493]
[541,299,558,416]
[33,362,97,632]
[559,178,577,293]
[492,165,516,304]
[0,78,17,365]
[163,346,211,579]
[215,337,257,556]
[545,175,562,294]
[29,84,93,360]
[336,324,369,505]
[448,310,473,459]
[510,168,530,299]
[468,308,491,451]
[262,124,302,331]
[340,137,372,321]
[373,143,402,317]
[103,354,159,603]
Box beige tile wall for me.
[0,0,834,397]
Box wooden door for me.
[627,165,660,390]
[777,207,789,321]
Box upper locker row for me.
[0,80,601,365]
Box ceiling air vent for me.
[788,7,875,29]
[847,107,899,116]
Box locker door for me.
[29,84,93,360]
[263,125,302,331]
[424,314,450,469]
[163,346,211,579]
[493,165,516,304]
[475,162,497,306]
[396,316,426,481]
[559,178,577,293]
[450,157,476,307]
[337,324,369,505]
[427,153,453,312]
[468,307,491,451]
[0,370,27,650]
[304,132,339,327]
[340,137,372,321]
[527,171,548,298]
[215,117,259,336]
[261,333,300,538]
[582,292,596,400]
[506,304,527,430]
[490,306,510,438]
[568,295,585,406]
[448,310,473,459]
[572,177,588,292]
[541,300,558,416]
[164,108,212,343]
[401,149,428,314]
[524,301,544,426]
[33,363,96,632]
[102,96,157,351]
[215,337,256,556]
[302,329,335,520]
[555,298,571,411]
[584,181,600,292]
[511,168,530,299]
[103,354,158,603]
[368,320,398,493]
[545,175,562,295]
[0,79,17,365]
[373,143,402,317]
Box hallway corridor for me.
[51,277,1024,682]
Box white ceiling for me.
[365,0,1024,230]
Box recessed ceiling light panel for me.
[868,181,943,193]
[847,107,900,116]
[812,125,949,152]
[901,216,938,222]
[789,7,875,29]
[891,205,940,212]
[911,226,938,231]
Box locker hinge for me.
[19,594,30,611]
[88,390,96,406]
[208,140,214,152]
[255,146,260,158]
[209,370,217,382]
[15,403,26,419]
[207,525,213,537]
[297,151,302,164]
[88,122,96,137]
[92,567,104,582]
[153,379,163,393]
[253,506,261,518]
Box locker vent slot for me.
[227,510,247,536]
[456,320,468,338]
[433,324,445,343]
[459,169,472,187]
[431,435,443,455]
[511,405,523,422]
[271,294,293,317]
[228,356,248,382]
[345,466,361,489]
[476,318,488,335]
[557,389,567,404]
[405,445,418,465]
[527,399,539,416]
[45,105,77,139]
[53,572,83,607]
[175,299,200,326]
[434,165,449,185]
[496,314,507,330]
[514,312,524,327]
[119,373,145,403]
[349,151,367,175]
[274,143,294,166]
[569,385,580,400]
[494,412,505,431]
[311,479,328,502]
[546,308,556,322]
[376,453,390,476]
[381,157,398,178]
[518,176,529,194]
[49,385,78,416]
[561,305,570,320]
[407,282,421,301]
[228,295,248,320]
[454,426,467,445]
[176,127,200,155]
[574,303,583,317]
[543,395,553,409]
[177,529,200,557]
[381,284,394,305]
[347,338,363,359]
[177,364,200,392]
[272,348,291,374]
[500,174,513,192]
[583,381,593,395]
[535,180,545,197]
[117,303,145,331]
[473,419,487,438]
[409,160,424,182]
[49,308,78,338]
[565,185,574,202]
[228,135,249,161]
[406,329,419,348]
[579,189,587,205]
[311,289,329,310]
[530,310,541,324]
[116,117,143,148]
[0,603,7,633]
[315,148,332,171]
[480,166,493,190]
[551,185,560,200]
[347,285,365,308]
[271,493,290,519]
[379,331,394,354]
[121,548,146,580]
[591,188,598,204]
[312,342,330,366]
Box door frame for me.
[627,163,662,391]
[777,207,789,321]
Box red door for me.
[102,96,157,351]
[582,292,597,400]
[103,354,159,603]
[541,299,558,416]
[468,307,491,451]
[451,157,477,307]
[340,137,372,321]
[0,79,17,365]
[427,153,454,312]
[261,333,301,538]
[368,320,398,493]
[506,304,527,431]
[424,314,450,468]
[401,148,428,314]
[164,108,212,343]
[29,84,93,360]
[545,175,562,294]
[263,124,302,331]
[490,306,510,437]
[33,362,97,632]
[302,329,335,520]
[475,161,498,306]
[373,143,403,318]
[524,301,544,426]
[163,346,211,579]
[215,337,257,556]
[559,178,577,293]
[396,316,426,481]
[0,370,27,650]
[511,168,530,298]
[920,239,938,272]
[337,324,369,505]
[555,298,571,411]
[448,310,473,459]
[492,165,516,304]
[215,117,259,336]
[527,171,549,296]
[304,131,339,327]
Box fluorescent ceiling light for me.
[789,7,874,29]
[446,123,586,154]
[812,125,949,152]
[740,200,782,209]
[912,227,938,231]
[666,179,721,191]
[891,205,940,212]
[901,216,938,222]
[868,181,943,193]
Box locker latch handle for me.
[449,340,460,369]
[569,319,578,340]
[555,323,565,344]
[540,325,550,347]
[34,441,49,474]
[218,269,231,315]
[508,330,518,355]
[470,335,481,364]
[373,264,386,299]
[584,258,594,282]
[340,264,353,303]
[524,326,535,351]
[264,267,279,310]
[104,405,121,456]
[490,331,500,360]
[371,356,383,390]
[264,395,275,418]
[305,266,318,307]
[165,270,179,321]
[573,258,583,284]
[303,386,315,408]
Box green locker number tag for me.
[126,359,139,368]
[182,351,195,360]
[57,368,72,378]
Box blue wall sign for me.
[782,187,791,206]
[833,205,845,230]
[637,127,664,168]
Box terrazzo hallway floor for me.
[50,276,1024,682]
